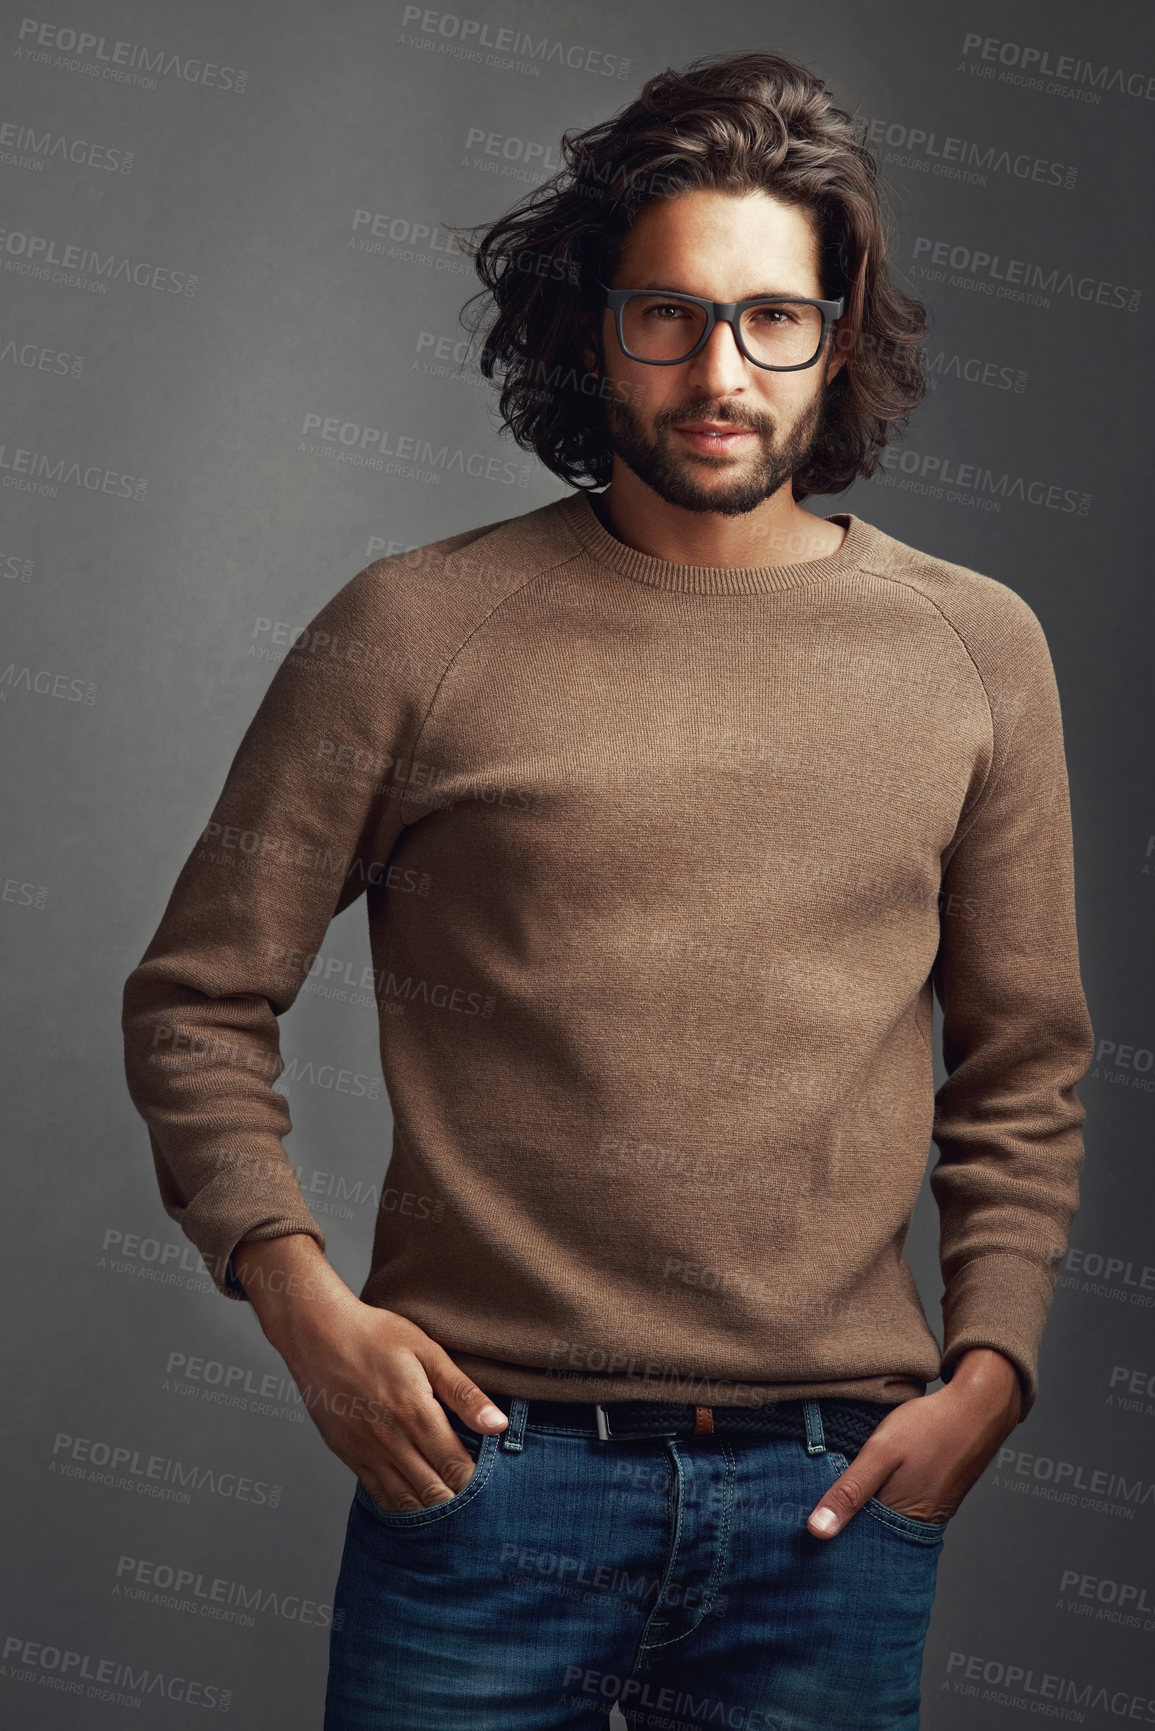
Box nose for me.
[683,315,750,396]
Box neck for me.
[592,468,845,569]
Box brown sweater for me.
[121,491,1094,1420]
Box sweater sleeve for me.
[929,597,1095,1421]
[121,562,421,1300]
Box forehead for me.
[615,189,823,293]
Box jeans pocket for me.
[825,1449,948,1543]
[353,1427,499,1528]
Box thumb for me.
[421,1349,509,1433]
[807,1452,877,1538]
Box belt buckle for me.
[594,1403,680,1442]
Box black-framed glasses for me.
[599,281,844,372]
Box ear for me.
[580,318,602,376]
[825,332,848,385]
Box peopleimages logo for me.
[397,7,632,80]
[959,33,1155,104]
[50,1431,282,1508]
[1057,1243,1155,1308]
[461,126,565,182]
[14,18,248,93]
[943,1649,1155,1720]
[911,236,1140,312]
[297,411,533,488]
[1058,1564,1155,1632]
[991,1442,1155,1520]
[861,115,1076,190]
[0,435,148,499]
[925,351,1027,395]
[0,662,98,702]
[0,119,135,174]
[875,445,1091,516]
[0,224,197,296]
[2,1634,231,1713]
[115,1554,332,1631]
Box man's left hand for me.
[806,1347,1022,1537]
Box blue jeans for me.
[324,1394,947,1730]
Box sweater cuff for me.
[939,1250,1059,1422]
[173,1168,327,1302]
[220,1219,327,1300]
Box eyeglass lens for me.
[619,294,825,366]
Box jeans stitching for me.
[637,1440,738,1652]
[354,1429,500,1526]
[632,1444,684,1655]
[689,1440,737,1627]
[825,1449,947,1541]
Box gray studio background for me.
[3,0,1153,1724]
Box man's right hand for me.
[232,1233,508,1513]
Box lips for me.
[677,424,753,436]
[674,424,758,450]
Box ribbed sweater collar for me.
[558,487,878,595]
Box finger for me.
[807,1498,842,1537]
[355,1462,440,1515]
[807,1456,880,1537]
[331,1422,466,1515]
[371,1389,483,1506]
[358,1435,471,1513]
[422,1356,509,1433]
[354,1460,467,1516]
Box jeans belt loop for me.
[499,1395,530,1453]
[802,1398,827,1455]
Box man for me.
[122,49,1094,1731]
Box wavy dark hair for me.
[449,49,928,500]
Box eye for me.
[642,300,694,321]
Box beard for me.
[601,375,828,517]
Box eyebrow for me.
[625,280,811,299]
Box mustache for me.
[661,407,771,434]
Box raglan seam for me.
[405,544,590,769]
[853,555,1033,848]
[564,499,1021,844]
